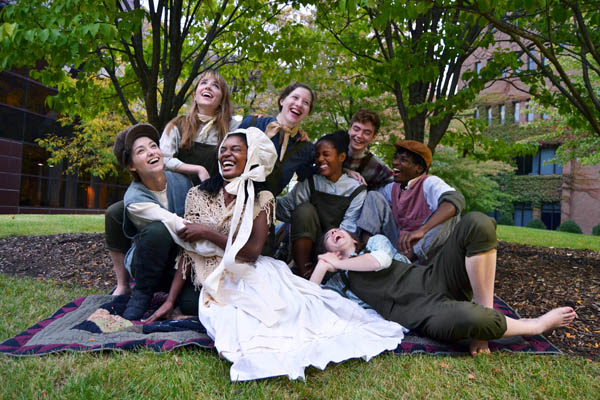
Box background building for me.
[463,34,600,234]
[0,67,128,214]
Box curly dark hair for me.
[315,130,350,157]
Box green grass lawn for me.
[0,214,104,238]
[2,214,600,251]
[1,274,598,399]
[497,225,600,251]
[1,215,599,397]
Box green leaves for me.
[82,24,100,38]
[315,1,494,149]
[461,0,600,153]
[1,23,17,38]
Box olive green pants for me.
[289,202,322,242]
[349,212,507,342]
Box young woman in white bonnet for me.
[147,127,407,381]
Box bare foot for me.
[469,339,490,356]
[535,307,577,331]
[113,285,132,296]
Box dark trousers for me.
[130,221,177,295]
[104,200,130,253]
[105,200,200,314]
[290,202,322,242]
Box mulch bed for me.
[0,233,598,360]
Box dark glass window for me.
[0,71,26,108]
[19,171,127,210]
[532,147,562,175]
[488,209,501,221]
[26,82,56,115]
[526,101,534,122]
[19,142,128,210]
[20,143,49,175]
[540,147,562,175]
[541,202,561,230]
[24,113,62,143]
[517,147,562,176]
[0,104,25,140]
[513,102,520,123]
[515,155,533,175]
[514,203,532,227]
[528,50,536,70]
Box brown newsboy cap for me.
[394,140,432,168]
[113,123,160,167]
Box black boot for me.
[122,290,152,320]
[122,221,176,320]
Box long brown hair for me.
[277,82,316,113]
[166,69,234,150]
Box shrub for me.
[557,220,582,234]
[593,224,600,236]
[526,219,547,230]
[497,214,514,226]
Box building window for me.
[500,104,505,124]
[0,104,24,141]
[514,203,533,227]
[542,112,550,120]
[488,209,501,221]
[487,106,492,126]
[475,61,482,75]
[526,101,534,122]
[513,102,520,123]
[528,50,536,70]
[529,147,562,175]
[474,107,480,119]
[541,202,561,230]
[532,147,563,175]
[18,143,129,210]
[516,146,562,176]
[0,72,26,108]
[515,155,533,175]
[542,55,549,66]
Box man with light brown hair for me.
[344,109,393,190]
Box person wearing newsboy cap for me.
[110,123,194,320]
[355,140,465,265]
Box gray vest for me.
[122,170,191,239]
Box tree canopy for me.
[2,0,599,177]
[314,1,501,153]
[0,0,310,132]
[455,0,600,165]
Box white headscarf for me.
[201,127,283,325]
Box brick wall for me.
[561,162,600,234]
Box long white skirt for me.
[198,256,407,381]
